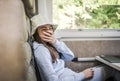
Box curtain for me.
[38,0,52,23]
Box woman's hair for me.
[33,27,57,63]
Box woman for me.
[31,14,116,81]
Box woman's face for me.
[37,24,55,43]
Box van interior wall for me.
[63,40,120,72]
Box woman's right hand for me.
[40,31,56,45]
[82,68,94,79]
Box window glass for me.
[53,0,120,29]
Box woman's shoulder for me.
[33,41,46,50]
[33,41,51,60]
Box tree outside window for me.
[53,0,120,29]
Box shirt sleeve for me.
[53,40,74,61]
[34,45,61,81]
[78,72,85,81]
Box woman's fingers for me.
[43,31,53,37]
[82,68,94,78]
[40,32,56,44]
[41,35,52,41]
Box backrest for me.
[0,0,37,81]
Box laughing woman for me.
[31,14,119,81]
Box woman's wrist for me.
[53,39,57,44]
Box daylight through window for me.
[53,0,120,29]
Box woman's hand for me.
[40,31,56,44]
[82,68,94,79]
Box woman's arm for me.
[34,45,61,81]
[40,31,74,61]
[53,40,74,61]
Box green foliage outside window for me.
[53,0,120,29]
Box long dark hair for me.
[33,27,58,63]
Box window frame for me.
[55,29,120,40]
[37,0,120,39]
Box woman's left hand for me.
[82,68,94,79]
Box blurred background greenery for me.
[53,0,120,29]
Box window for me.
[53,0,120,29]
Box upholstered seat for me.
[0,0,37,81]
